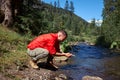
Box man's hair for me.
[58,30,67,37]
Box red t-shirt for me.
[27,33,60,55]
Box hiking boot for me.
[46,62,58,69]
[29,60,39,69]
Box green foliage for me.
[0,25,29,67]
[0,26,30,80]
[61,40,71,53]
[100,0,120,48]
[13,8,46,35]
[6,0,99,45]
[95,36,111,47]
[12,1,90,39]
[110,41,119,49]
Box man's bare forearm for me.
[55,52,66,56]
[55,52,73,57]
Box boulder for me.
[82,75,103,80]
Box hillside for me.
[12,2,88,38]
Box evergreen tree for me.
[54,1,57,8]
[69,1,74,13]
[57,0,60,8]
[101,0,120,47]
[64,0,69,10]
[50,2,52,6]
[90,18,96,27]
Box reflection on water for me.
[60,43,120,80]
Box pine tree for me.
[54,1,57,8]
[69,1,74,13]
[64,0,69,10]
[101,0,120,47]
[57,0,60,8]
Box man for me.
[27,30,72,69]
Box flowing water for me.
[59,43,120,80]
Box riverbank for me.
[0,62,71,80]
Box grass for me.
[0,25,31,72]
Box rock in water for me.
[82,75,103,80]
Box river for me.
[59,43,120,80]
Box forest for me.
[0,0,101,43]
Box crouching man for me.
[27,30,72,69]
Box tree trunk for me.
[12,0,23,16]
[0,10,4,23]
[0,0,13,27]
[0,0,23,27]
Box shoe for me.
[47,62,58,69]
[29,60,39,69]
[51,63,58,69]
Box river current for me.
[59,43,120,80]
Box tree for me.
[57,0,60,8]
[64,0,69,10]
[90,18,96,27]
[54,1,57,8]
[101,0,120,47]
[69,1,74,13]
[0,0,41,27]
[0,0,23,27]
[0,0,13,27]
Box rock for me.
[22,77,29,80]
[50,72,68,80]
[82,75,103,80]
[55,77,63,80]
[58,74,67,79]
[54,74,68,80]
[0,73,11,80]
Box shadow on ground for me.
[37,62,58,71]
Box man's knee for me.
[27,48,36,57]
[43,49,49,55]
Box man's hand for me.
[64,53,73,57]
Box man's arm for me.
[55,52,73,57]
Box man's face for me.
[58,33,66,42]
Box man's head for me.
[57,30,67,42]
